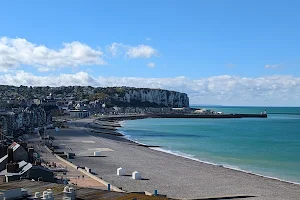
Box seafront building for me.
[0,142,54,183]
[0,106,49,141]
[69,110,90,118]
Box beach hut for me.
[132,171,141,180]
[117,168,125,176]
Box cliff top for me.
[0,85,183,94]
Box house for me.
[41,98,56,106]
[69,110,90,118]
[0,142,54,183]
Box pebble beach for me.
[49,118,300,200]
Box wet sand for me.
[49,118,300,199]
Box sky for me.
[0,0,300,106]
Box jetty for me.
[152,113,268,118]
[97,113,267,121]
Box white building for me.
[69,110,90,118]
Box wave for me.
[150,147,251,171]
[118,120,126,126]
[117,119,300,185]
[149,147,300,185]
[119,130,150,146]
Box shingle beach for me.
[49,118,300,200]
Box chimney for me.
[28,148,34,163]
[7,148,13,163]
[33,192,41,200]
[6,163,19,173]
[63,186,75,200]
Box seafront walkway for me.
[26,128,106,189]
[38,145,107,190]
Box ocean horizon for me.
[119,106,300,184]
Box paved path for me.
[37,143,106,190]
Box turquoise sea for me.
[119,106,300,183]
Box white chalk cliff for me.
[116,88,189,108]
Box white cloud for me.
[0,71,97,86]
[106,42,123,57]
[146,37,151,41]
[0,37,105,71]
[147,62,155,68]
[1,71,300,106]
[126,45,158,58]
[107,43,158,59]
[0,37,159,73]
[37,67,55,72]
[106,43,158,59]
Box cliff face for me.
[0,85,189,108]
[118,89,189,108]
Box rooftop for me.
[0,180,170,200]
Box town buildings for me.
[0,106,49,141]
[69,110,90,118]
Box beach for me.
[48,118,300,200]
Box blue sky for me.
[1,1,300,106]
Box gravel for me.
[49,121,300,200]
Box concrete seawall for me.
[44,145,124,193]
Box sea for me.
[118,106,300,184]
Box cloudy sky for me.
[1,1,300,106]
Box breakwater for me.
[153,113,267,118]
[98,113,267,121]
